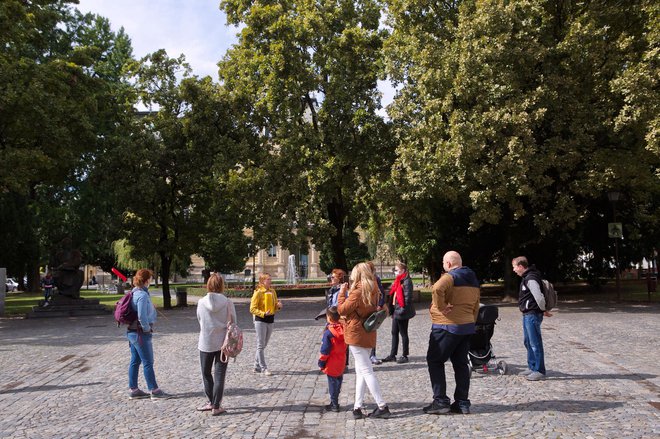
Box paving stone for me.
[0,297,658,437]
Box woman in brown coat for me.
[337,262,390,419]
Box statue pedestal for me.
[25,294,111,318]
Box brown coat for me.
[429,272,480,325]
[337,285,378,349]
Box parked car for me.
[5,278,18,292]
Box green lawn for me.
[2,292,165,317]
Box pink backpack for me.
[220,305,243,362]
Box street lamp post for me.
[607,191,622,301]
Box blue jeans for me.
[127,332,158,391]
[523,313,545,374]
[426,327,471,408]
[327,374,343,405]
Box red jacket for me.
[318,323,347,377]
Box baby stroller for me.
[468,304,507,375]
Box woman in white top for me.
[196,273,237,415]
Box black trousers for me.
[200,351,228,408]
[426,328,471,405]
[389,318,410,357]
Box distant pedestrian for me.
[315,268,347,320]
[126,268,169,400]
[250,273,282,376]
[512,256,552,381]
[381,262,416,364]
[196,273,237,415]
[318,306,346,412]
[424,251,480,416]
[338,262,391,419]
[41,272,54,305]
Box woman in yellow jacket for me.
[250,273,282,376]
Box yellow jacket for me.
[250,285,279,318]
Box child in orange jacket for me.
[318,306,347,412]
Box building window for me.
[267,244,277,257]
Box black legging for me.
[389,318,410,357]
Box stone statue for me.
[51,237,84,298]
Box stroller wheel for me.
[497,360,507,375]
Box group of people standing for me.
[123,250,551,418]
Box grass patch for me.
[2,291,165,317]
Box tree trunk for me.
[160,253,172,309]
[327,197,348,271]
[503,226,517,296]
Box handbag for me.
[363,309,387,332]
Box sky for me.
[75,0,394,112]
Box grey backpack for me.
[541,280,557,311]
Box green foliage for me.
[382,0,660,285]
[218,0,395,271]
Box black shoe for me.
[369,405,391,419]
[396,356,409,364]
[325,403,340,412]
[423,401,451,415]
[381,355,396,362]
[450,402,470,414]
[352,408,365,419]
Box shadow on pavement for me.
[0,381,104,395]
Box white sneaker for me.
[518,368,533,376]
[262,369,272,376]
[526,371,546,381]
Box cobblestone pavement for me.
[0,296,658,438]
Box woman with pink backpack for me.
[196,273,237,416]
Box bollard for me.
[175,287,188,307]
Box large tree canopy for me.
[218,0,395,271]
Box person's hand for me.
[264,310,272,316]
[340,282,349,295]
[544,310,553,317]
[318,360,326,369]
[376,305,382,311]
[441,304,454,315]
[276,301,283,310]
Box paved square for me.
[1,297,658,438]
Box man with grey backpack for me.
[512,256,554,382]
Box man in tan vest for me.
[423,251,480,415]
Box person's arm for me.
[403,276,414,307]
[135,293,153,332]
[249,290,265,318]
[527,279,546,311]
[318,329,333,368]
[432,275,453,315]
[337,284,356,316]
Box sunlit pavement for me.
[1,296,658,438]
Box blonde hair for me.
[349,262,377,307]
[258,273,272,288]
[206,273,225,293]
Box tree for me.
[218,0,394,271]
[382,0,659,286]
[0,1,135,289]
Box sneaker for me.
[518,368,533,376]
[380,355,396,363]
[253,367,262,374]
[150,389,170,400]
[423,401,451,415]
[396,356,409,364]
[370,356,382,365]
[129,389,149,400]
[324,403,340,412]
[450,401,470,415]
[352,408,365,419]
[211,407,226,416]
[262,369,272,376]
[196,402,213,411]
[369,405,391,419]
[526,371,546,381]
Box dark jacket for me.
[518,265,543,314]
[391,274,416,320]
